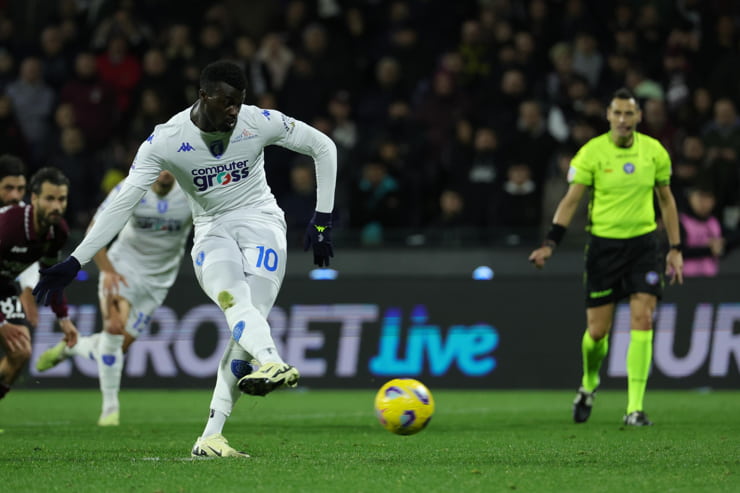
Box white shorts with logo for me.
[97,255,172,338]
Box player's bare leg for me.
[0,323,31,399]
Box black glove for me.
[303,211,334,267]
[33,256,81,305]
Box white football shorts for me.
[191,209,287,304]
[97,255,171,339]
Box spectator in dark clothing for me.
[38,25,73,90]
[0,95,29,162]
[349,160,402,246]
[47,127,99,227]
[59,52,117,152]
[457,126,506,229]
[0,48,16,93]
[277,54,325,122]
[512,100,558,187]
[414,69,471,165]
[5,56,55,169]
[356,56,409,132]
[489,162,540,244]
[640,98,679,157]
[135,48,184,115]
[426,188,478,247]
[702,98,740,214]
[127,88,170,143]
[671,135,706,212]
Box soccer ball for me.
[374,378,435,435]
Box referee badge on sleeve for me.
[567,166,577,183]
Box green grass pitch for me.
[1,389,738,492]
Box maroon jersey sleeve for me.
[50,292,69,319]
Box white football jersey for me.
[72,104,337,265]
[94,181,192,282]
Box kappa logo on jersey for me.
[178,142,196,152]
[191,160,250,192]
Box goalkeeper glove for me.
[33,256,81,305]
[303,211,334,267]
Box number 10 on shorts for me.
[255,245,279,272]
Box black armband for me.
[544,223,567,247]
[670,243,683,252]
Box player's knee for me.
[587,326,610,341]
[631,312,653,331]
[8,344,31,365]
[217,290,236,310]
[104,319,126,335]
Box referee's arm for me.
[655,184,684,285]
[552,183,588,228]
[529,183,587,268]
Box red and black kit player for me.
[0,166,78,401]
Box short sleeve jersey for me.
[568,131,671,239]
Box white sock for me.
[98,332,124,412]
[202,409,228,438]
[202,340,252,437]
[224,306,284,365]
[64,333,100,360]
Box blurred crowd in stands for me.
[0,0,739,253]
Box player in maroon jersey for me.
[0,154,40,327]
[0,167,78,400]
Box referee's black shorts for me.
[584,231,663,308]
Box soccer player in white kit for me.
[34,61,337,457]
[36,171,192,427]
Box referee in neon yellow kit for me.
[529,88,684,426]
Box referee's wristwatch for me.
[670,243,683,252]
